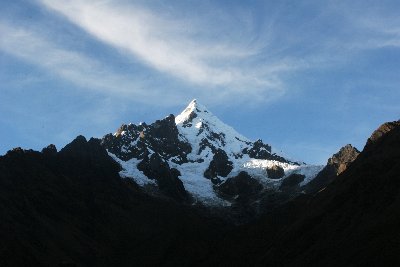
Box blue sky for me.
[1,0,399,164]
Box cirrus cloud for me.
[37,0,296,95]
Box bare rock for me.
[266,165,285,179]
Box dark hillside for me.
[0,137,227,267]
[1,121,400,266]
[207,121,400,266]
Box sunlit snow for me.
[111,99,323,204]
[108,152,156,186]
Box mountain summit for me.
[175,99,252,159]
[101,99,323,204]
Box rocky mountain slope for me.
[304,144,360,194]
[205,120,400,266]
[0,104,399,266]
[0,137,227,266]
[101,99,323,204]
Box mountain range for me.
[0,99,399,266]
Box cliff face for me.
[304,144,360,194]
[366,120,400,148]
[328,144,361,175]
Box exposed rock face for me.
[137,153,189,202]
[243,139,271,158]
[243,139,294,163]
[366,120,400,149]
[217,171,263,201]
[101,114,191,163]
[304,144,360,194]
[329,144,360,175]
[101,114,193,201]
[266,165,285,179]
[204,149,233,184]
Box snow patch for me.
[108,152,156,186]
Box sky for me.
[1,0,400,164]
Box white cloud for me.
[324,1,400,50]
[0,22,160,102]
[37,0,292,94]
[359,20,400,49]
[5,1,398,107]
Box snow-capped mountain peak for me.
[101,99,323,204]
[175,99,251,160]
[175,99,206,124]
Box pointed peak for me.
[175,99,211,125]
[185,99,198,112]
[189,98,197,105]
[186,98,207,112]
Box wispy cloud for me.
[2,0,399,107]
[322,1,400,50]
[37,0,295,96]
[357,18,400,49]
[0,22,183,104]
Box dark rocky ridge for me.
[101,114,191,163]
[366,120,400,148]
[204,120,400,266]
[0,136,227,266]
[243,139,296,164]
[266,164,285,179]
[304,144,360,194]
[203,149,233,184]
[1,118,400,266]
[217,171,263,202]
[137,152,189,202]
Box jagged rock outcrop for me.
[366,120,400,149]
[101,114,191,163]
[204,149,233,184]
[304,144,360,194]
[217,171,263,201]
[137,153,189,202]
[243,139,294,163]
[41,144,57,155]
[57,136,123,179]
[6,147,27,156]
[266,164,285,179]
[330,144,361,175]
[242,139,271,158]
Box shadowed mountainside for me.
[0,136,227,267]
[304,144,360,194]
[206,120,400,266]
[1,120,400,266]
